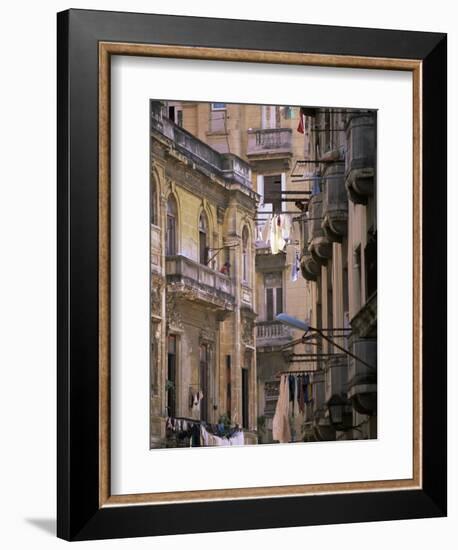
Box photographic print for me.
[149,100,377,449]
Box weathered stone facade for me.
[150,102,258,447]
[297,108,377,441]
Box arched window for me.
[199,212,209,265]
[242,226,250,283]
[150,175,158,226]
[166,195,178,256]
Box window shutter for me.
[266,288,274,321]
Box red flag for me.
[297,113,305,134]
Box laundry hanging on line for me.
[258,213,296,254]
[200,425,245,447]
[165,416,244,447]
[269,215,286,254]
[291,250,300,282]
[272,374,292,444]
[272,372,314,443]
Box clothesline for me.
[165,416,245,447]
[276,369,322,376]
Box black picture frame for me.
[57,8,447,541]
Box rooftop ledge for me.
[151,101,253,189]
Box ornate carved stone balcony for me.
[247,128,292,160]
[165,255,235,312]
[345,114,376,204]
[308,193,332,264]
[351,292,377,338]
[300,254,321,282]
[322,163,348,242]
[256,320,291,340]
[347,337,377,415]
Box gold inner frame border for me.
[98,41,422,507]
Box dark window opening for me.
[151,323,159,395]
[199,213,209,265]
[167,335,177,417]
[150,177,158,226]
[276,287,283,315]
[354,245,362,310]
[266,288,274,321]
[166,196,177,256]
[168,106,183,126]
[263,175,282,214]
[200,344,209,422]
[226,356,232,419]
[242,227,249,282]
[242,367,249,430]
[365,232,377,299]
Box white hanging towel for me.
[270,215,286,254]
[281,213,293,240]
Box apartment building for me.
[298,107,377,441]
[149,101,258,447]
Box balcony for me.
[345,114,376,204]
[351,291,377,338]
[322,163,348,242]
[247,128,292,160]
[297,212,320,282]
[151,103,252,188]
[308,193,332,264]
[348,337,377,415]
[256,321,292,350]
[166,255,235,312]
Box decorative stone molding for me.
[166,293,183,330]
[199,329,215,344]
[241,316,254,347]
[151,275,164,318]
[217,206,225,225]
